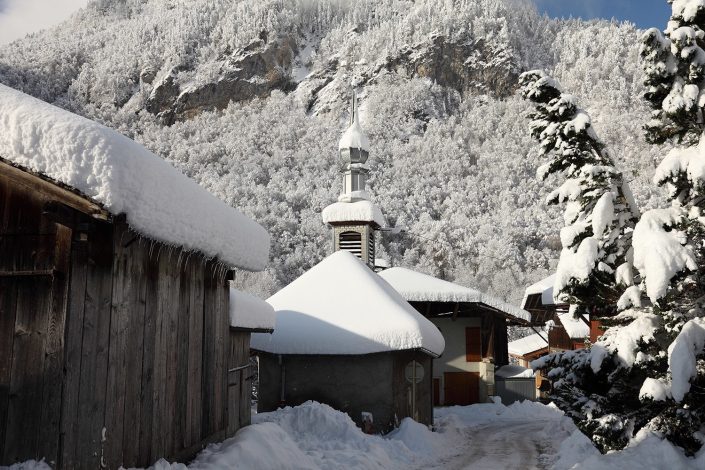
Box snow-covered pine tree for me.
[634,0,705,454]
[519,70,639,312]
[519,71,651,454]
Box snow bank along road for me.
[8,400,705,469]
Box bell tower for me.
[321,90,384,268]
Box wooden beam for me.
[451,302,459,322]
[0,158,110,220]
[579,315,591,328]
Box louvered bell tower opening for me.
[368,231,375,263]
[339,231,362,259]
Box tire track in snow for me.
[426,419,568,470]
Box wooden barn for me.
[378,268,532,406]
[0,85,272,468]
[251,251,445,434]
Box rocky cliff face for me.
[146,35,298,124]
[144,31,519,124]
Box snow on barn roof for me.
[0,84,269,271]
[378,267,531,323]
[557,308,590,339]
[521,274,558,308]
[321,199,386,227]
[508,333,548,356]
[229,288,275,332]
[250,251,445,356]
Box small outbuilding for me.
[0,85,272,468]
[378,267,531,405]
[251,251,445,433]
[508,333,549,368]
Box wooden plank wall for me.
[0,170,248,469]
[61,223,234,469]
[0,169,71,467]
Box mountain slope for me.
[0,0,668,302]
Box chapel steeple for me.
[338,91,370,201]
[321,89,385,268]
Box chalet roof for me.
[557,308,590,339]
[0,84,269,271]
[250,251,445,356]
[229,288,275,332]
[508,333,548,356]
[322,199,386,227]
[378,267,531,323]
[521,274,558,308]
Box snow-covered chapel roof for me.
[250,251,445,356]
[0,84,269,271]
[322,199,386,226]
[378,267,531,323]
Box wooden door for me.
[443,372,480,405]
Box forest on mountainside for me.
[0,0,670,303]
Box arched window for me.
[339,231,362,258]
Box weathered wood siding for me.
[0,164,72,466]
[0,168,251,468]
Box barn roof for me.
[378,267,531,323]
[508,333,548,356]
[229,288,276,332]
[0,84,269,271]
[250,251,445,356]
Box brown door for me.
[443,372,480,405]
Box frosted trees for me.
[633,0,705,453]
[519,70,639,313]
[525,2,705,456]
[518,71,651,453]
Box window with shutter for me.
[465,327,482,362]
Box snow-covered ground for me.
[5,401,704,470]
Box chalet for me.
[378,268,532,405]
[521,274,602,347]
[251,251,444,433]
[0,84,273,468]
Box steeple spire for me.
[338,89,370,202]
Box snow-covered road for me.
[429,419,569,470]
[81,400,701,470]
